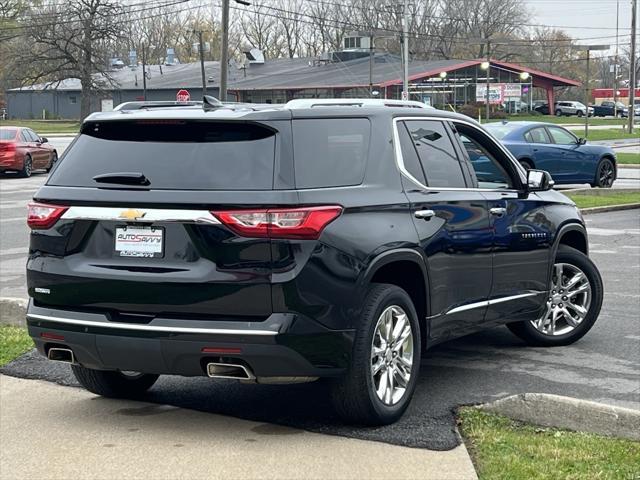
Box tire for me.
[593,158,615,188]
[45,151,57,173]
[519,159,533,170]
[71,365,159,398]
[555,109,562,116]
[507,245,603,347]
[19,155,32,178]
[577,110,584,117]
[330,283,421,425]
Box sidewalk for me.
[0,375,477,480]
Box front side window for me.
[454,123,515,190]
[403,120,466,188]
[548,127,577,145]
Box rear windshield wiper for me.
[93,172,150,186]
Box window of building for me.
[69,96,77,104]
[344,37,361,49]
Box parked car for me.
[484,121,617,188]
[26,99,603,425]
[592,101,628,117]
[554,101,594,117]
[0,126,58,177]
[533,103,551,115]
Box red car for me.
[0,126,58,177]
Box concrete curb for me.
[480,393,640,441]
[618,164,640,169]
[580,203,640,215]
[0,298,26,326]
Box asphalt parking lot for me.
[1,160,638,450]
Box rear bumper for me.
[26,301,354,379]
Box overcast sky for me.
[526,0,635,54]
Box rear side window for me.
[292,118,370,188]
[403,120,466,188]
[525,127,551,144]
[47,120,276,190]
[0,129,17,140]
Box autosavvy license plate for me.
[115,226,164,258]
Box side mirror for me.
[577,137,587,145]
[526,169,554,192]
[40,136,48,143]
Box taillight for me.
[0,142,16,154]
[27,202,68,229]
[213,206,342,239]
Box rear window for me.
[483,123,520,140]
[47,120,276,190]
[292,118,370,188]
[0,129,17,140]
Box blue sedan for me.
[483,121,617,188]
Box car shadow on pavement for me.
[1,325,629,451]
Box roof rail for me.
[113,100,202,111]
[284,98,431,109]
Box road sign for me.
[401,90,408,100]
[176,89,191,102]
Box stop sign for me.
[176,89,190,102]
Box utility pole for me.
[141,46,147,101]
[219,0,230,101]
[485,38,491,121]
[401,0,409,100]
[628,0,637,134]
[195,30,207,95]
[585,48,591,138]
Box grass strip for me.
[458,407,640,480]
[0,326,34,367]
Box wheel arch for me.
[553,222,588,258]
[361,249,431,345]
[518,156,535,168]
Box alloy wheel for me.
[24,157,32,176]
[531,262,592,336]
[598,161,615,188]
[371,305,414,405]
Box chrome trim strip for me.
[391,116,527,192]
[445,292,542,316]
[61,206,221,224]
[27,313,278,336]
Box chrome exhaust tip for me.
[47,347,75,364]
[206,362,255,380]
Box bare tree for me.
[8,0,124,119]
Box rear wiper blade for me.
[93,172,150,186]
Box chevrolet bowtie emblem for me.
[119,209,146,220]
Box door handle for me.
[414,209,436,220]
[489,207,507,217]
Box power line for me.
[0,0,193,32]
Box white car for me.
[554,101,594,117]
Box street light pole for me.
[485,38,491,121]
[628,0,637,134]
[574,44,609,139]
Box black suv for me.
[26,99,603,425]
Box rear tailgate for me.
[28,118,294,320]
